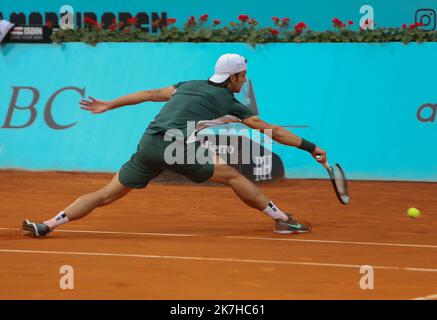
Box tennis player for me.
[22,53,327,237]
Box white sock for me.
[262,201,288,221]
[43,211,69,231]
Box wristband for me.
[298,138,316,153]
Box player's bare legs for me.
[62,172,131,221]
[209,156,312,234]
[209,162,270,211]
[22,172,131,237]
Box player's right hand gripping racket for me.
[316,155,350,205]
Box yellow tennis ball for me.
[407,207,421,219]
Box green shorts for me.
[118,133,214,189]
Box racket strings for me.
[332,166,347,195]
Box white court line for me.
[411,293,437,300]
[2,227,437,249]
[224,236,437,249]
[1,248,437,273]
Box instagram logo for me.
[415,9,436,31]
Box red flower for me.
[272,17,280,23]
[167,18,177,25]
[402,23,407,28]
[408,22,423,29]
[84,17,98,26]
[187,16,196,26]
[45,20,53,28]
[238,14,249,22]
[332,17,344,28]
[294,22,307,33]
[347,20,353,25]
[127,17,138,25]
[282,17,291,25]
[200,14,208,22]
[213,19,221,26]
[109,24,117,31]
[248,18,257,25]
[270,28,279,36]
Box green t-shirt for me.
[146,80,256,138]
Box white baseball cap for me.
[209,54,247,83]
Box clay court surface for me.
[0,170,436,300]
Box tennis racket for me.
[316,155,350,205]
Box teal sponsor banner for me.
[0,42,436,181]
[1,0,437,31]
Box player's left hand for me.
[79,96,112,114]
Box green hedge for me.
[50,15,436,45]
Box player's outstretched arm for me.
[242,115,327,163]
[79,86,175,114]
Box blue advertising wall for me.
[1,0,437,31]
[0,42,436,181]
